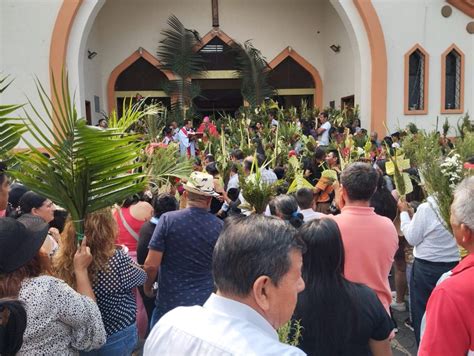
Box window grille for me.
[445,49,461,110]
[201,44,224,53]
[408,49,425,111]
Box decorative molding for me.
[106,48,175,113]
[194,28,235,52]
[276,88,315,96]
[447,0,474,18]
[268,47,323,109]
[114,90,169,98]
[49,0,83,136]
[404,44,430,115]
[440,44,465,114]
[353,0,388,134]
[191,70,238,79]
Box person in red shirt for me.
[197,116,219,137]
[419,176,474,356]
[114,193,153,260]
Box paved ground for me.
[389,267,418,356]
[391,307,418,356]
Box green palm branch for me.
[10,73,147,241]
[233,40,275,107]
[239,155,277,214]
[147,142,193,189]
[108,97,148,131]
[157,15,205,116]
[0,75,26,157]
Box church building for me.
[1,0,473,136]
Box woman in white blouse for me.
[0,217,106,355]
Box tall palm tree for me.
[11,73,147,241]
[233,40,275,108]
[157,15,206,122]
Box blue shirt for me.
[148,207,224,322]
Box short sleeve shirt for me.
[148,207,224,321]
[297,283,393,355]
[318,121,331,145]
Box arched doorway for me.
[268,47,323,110]
[106,48,174,115]
[268,56,315,109]
[114,57,171,117]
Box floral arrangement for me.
[402,129,473,233]
[439,153,463,191]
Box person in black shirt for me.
[294,219,393,356]
[137,193,178,326]
[303,148,326,186]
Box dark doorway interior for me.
[268,56,315,110]
[193,79,243,117]
[116,97,171,117]
[273,95,313,109]
[115,57,171,117]
[341,95,355,109]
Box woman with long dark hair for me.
[269,195,304,228]
[14,191,60,257]
[295,219,393,356]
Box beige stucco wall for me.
[373,0,473,134]
[321,0,356,109]
[0,0,62,146]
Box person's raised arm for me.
[73,237,95,302]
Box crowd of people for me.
[0,110,473,356]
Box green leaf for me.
[11,72,148,242]
[233,40,275,107]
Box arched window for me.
[441,45,464,114]
[268,47,323,110]
[404,45,429,115]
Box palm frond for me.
[233,40,275,107]
[0,76,26,156]
[157,15,206,77]
[147,142,193,189]
[0,74,14,93]
[107,97,160,132]
[11,72,147,241]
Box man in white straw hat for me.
[143,171,224,328]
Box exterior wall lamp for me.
[87,50,98,59]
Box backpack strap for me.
[118,208,139,242]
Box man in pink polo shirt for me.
[419,176,474,355]
[332,162,398,312]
